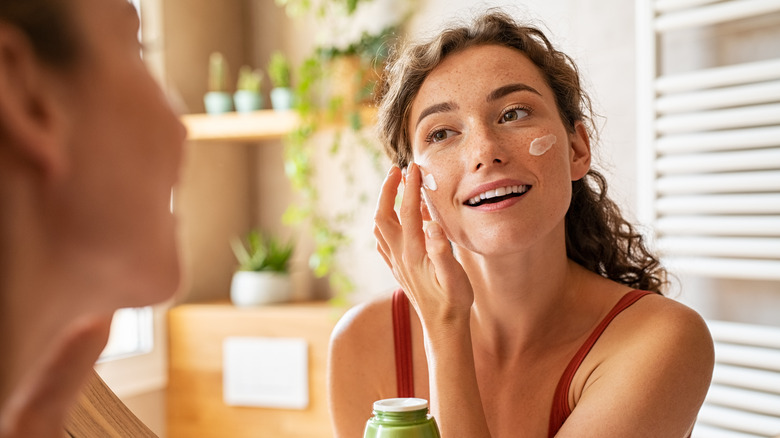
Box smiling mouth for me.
[465,185,530,207]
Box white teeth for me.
[467,185,528,206]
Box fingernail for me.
[425,222,443,238]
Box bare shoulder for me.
[564,293,715,436]
[627,293,713,353]
[328,292,397,438]
[601,292,714,378]
[330,292,395,361]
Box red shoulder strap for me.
[548,289,654,437]
[392,289,415,398]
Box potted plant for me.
[229,229,295,306]
[204,51,233,115]
[267,51,294,110]
[233,65,264,113]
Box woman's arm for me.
[374,164,491,437]
[328,301,392,438]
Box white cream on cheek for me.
[422,171,438,191]
[529,134,557,156]
[412,160,438,191]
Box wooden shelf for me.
[182,110,299,142]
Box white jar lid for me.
[373,398,429,412]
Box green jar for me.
[363,398,441,438]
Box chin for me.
[126,259,180,307]
[120,232,181,308]
[150,243,182,299]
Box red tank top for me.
[391,288,654,437]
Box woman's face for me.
[407,44,590,256]
[52,0,186,307]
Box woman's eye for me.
[500,107,530,123]
[425,129,456,143]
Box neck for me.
[0,177,114,431]
[457,227,585,356]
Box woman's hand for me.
[373,163,473,327]
[374,164,492,437]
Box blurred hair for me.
[375,9,668,293]
[0,0,80,67]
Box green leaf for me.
[231,229,294,273]
[346,0,358,15]
[349,111,362,131]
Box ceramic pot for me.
[204,91,234,115]
[270,87,294,111]
[230,271,292,307]
[233,90,263,113]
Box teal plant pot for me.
[270,87,294,111]
[233,90,263,113]
[204,91,233,115]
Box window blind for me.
[636,0,780,280]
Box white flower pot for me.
[270,87,294,110]
[230,271,292,307]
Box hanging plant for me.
[275,0,364,18]
[277,1,407,305]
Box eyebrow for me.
[486,83,542,102]
[415,101,459,130]
[414,83,542,130]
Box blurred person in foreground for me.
[0,0,186,436]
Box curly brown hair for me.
[376,9,667,293]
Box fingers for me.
[375,166,402,220]
[374,166,403,269]
[399,163,423,228]
[399,163,426,258]
[374,166,402,245]
[374,164,429,284]
[424,221,465,289]
[376,241,392,269]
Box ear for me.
[569,121,591,181]
[0,22,68,178]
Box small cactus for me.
[236,65,264,93]
[208,52,229,92]
[267,51,292,88]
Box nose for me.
[469,125,506,171]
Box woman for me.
[328,10,714,437]
[0,0,185,436]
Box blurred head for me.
[0,0,80,68]
[0,0,187,307]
